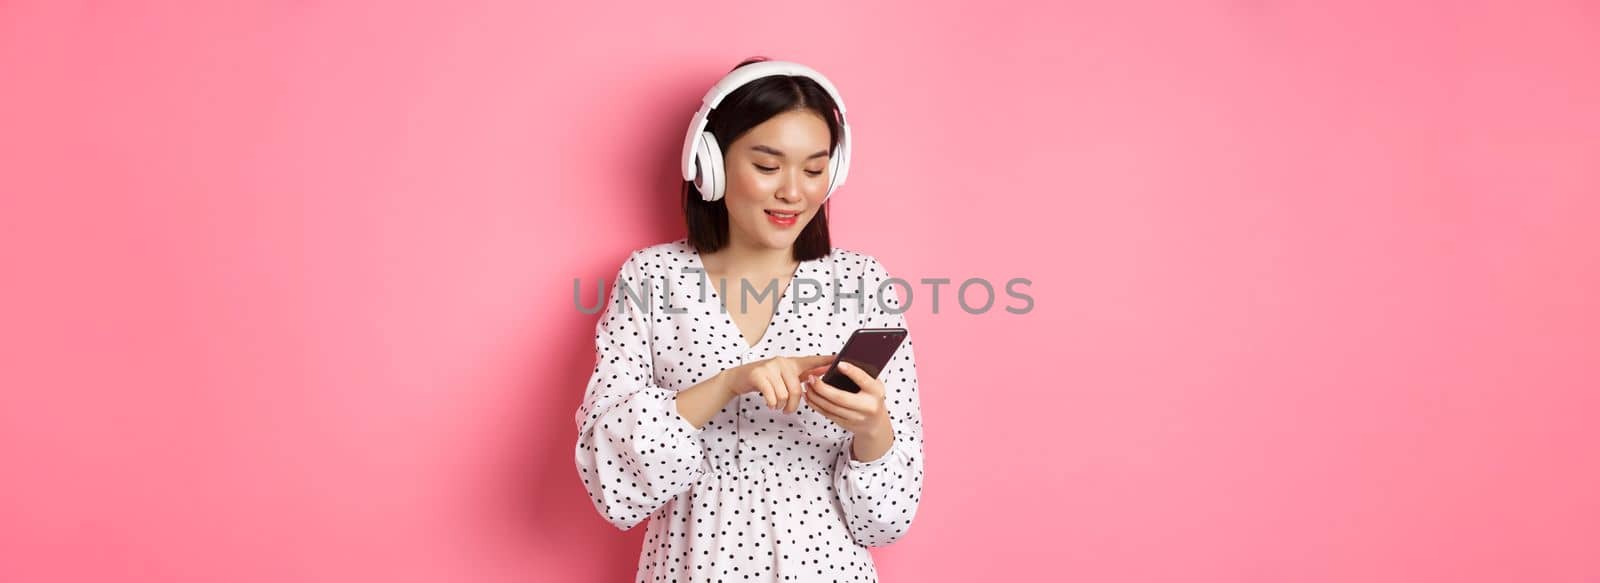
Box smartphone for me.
[818,327,908,393]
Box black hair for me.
[682,56,842,261]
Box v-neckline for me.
[688,242,810,353]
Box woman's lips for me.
[765,209,799,227]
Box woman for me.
[573,56,925,582]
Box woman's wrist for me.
[713,365,744,401]
[860,415,893,440]
[850,419,895,462]
[675,369,742,429]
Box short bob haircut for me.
[682,56,842,261]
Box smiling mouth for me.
[764,210,800,219]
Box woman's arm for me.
[678,353,838,428]
[830,256,927,548]
[573,251,710,532]
[673,372,736,428]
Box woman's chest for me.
[648,291,866,390]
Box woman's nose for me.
[776,172,803,201]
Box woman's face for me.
[721,109,834,252]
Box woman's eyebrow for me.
[751,144,830,160]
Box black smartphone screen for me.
[818,327,908,393]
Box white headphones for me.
[680,60,853,203]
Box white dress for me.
[573,238,926,582]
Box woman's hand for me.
[721,354,836,414]
[801,362,893,438]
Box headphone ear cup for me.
[836,134,851,188]
[824,138,849,200]
[694,132,725,201]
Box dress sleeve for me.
[572,250,710,531]
[831,255,927,547]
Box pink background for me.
[3,1,1597,581]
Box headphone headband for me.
[701,61,849,115]
[680,60,853,200]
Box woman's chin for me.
[734,217,801,250]
[761,235,792,249]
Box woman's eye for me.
[753,164,823,177]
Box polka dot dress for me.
[574,238,925,582]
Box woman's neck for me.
[701,237,798,279]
